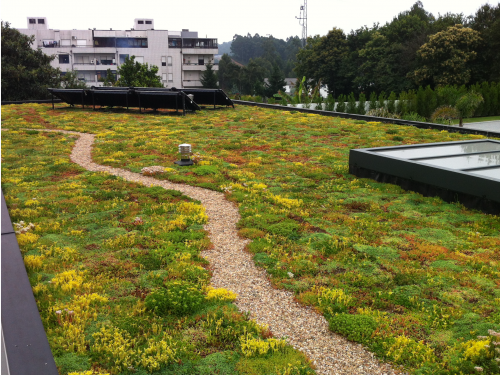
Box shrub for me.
[431,105,459,125]
[402,112,427,122]
[145,281,205,316]
[357,93,367,115]
[346,92,357,114]
[335,94,346,112]
[377,91,387,110]
[369,92,377,111]
[366,108,400,119]
[387,91,397,113]
[324,94,335,111]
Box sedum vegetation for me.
[1,103,500,374]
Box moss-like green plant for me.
[328,314,377,344]
[145,281,206,316]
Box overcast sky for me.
[1,0,494,43]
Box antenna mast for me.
[296,0,308,47]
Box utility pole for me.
[296,0,307,47]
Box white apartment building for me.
[18,17,218,88]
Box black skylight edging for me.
[233,100,500,138]
[1,190,58,375]
[349,140,500,215]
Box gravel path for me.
[26,128,400,375]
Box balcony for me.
[39,42,94,48]
[168,38,217,50]
[73,63,117,71]
[183,63,219,71]
[183,80,203,87]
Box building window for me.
[119,54,129,64]
[145,21,152,24]
[38,19,45,24]
[94,37,116,47]
[167,56,172,66]
[29,19,36,24]
[116,38,148,48]
[161,56,166,66]
[59,55,70,64]
[162,73,167,81]
[61,39,71,46]
[138,20,144,24]
[135,56,144,64]
[198,57,204,65]
[168,38,181,48]
[168,73,173,82]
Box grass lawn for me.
[1,103,500,375]
[448,115,500,125]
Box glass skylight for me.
[375,141,500,159]
[468,167,500,180]
[418,152,500,170]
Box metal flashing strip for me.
[1,190,58,375]
[349,140,500,214]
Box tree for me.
[218,54,241,91]
[431,91,483,126]
[411,25,482,87]
[264,65,286,97]
[470,3,500,82]
[1,21,61,100]
[295,29,349,96]
[60,70,87,89]
[240,59,266,95]
[100,68,117,87]
[116,56,162,87]
[200,62,218,88]
[455,91,484,127]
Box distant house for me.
[17,17,219,88]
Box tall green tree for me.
[295,29,349,96]
[230,33,301,77]
[116,56,162,87]
[411,25,482,87]
[470,3,500,82]
[218,54,241,91]
[200,62,218,88]
[1,21,61,100]
[264,65,287,97]
[240,59,266,95]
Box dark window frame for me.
[59,55,70,64]
[29,19,36,24]
[38,19,45,24]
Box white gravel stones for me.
[29,128,401,375]
[141,166,166,175]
